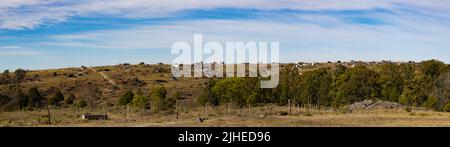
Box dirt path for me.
[87,67,117,85]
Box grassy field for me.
[1,63,450,127]
[1,105,449,127]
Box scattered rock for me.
[120,77,146,87]
[67,74,76,78]
[348,99,402,111]
[278,111,289,116]
[155,79,167,83]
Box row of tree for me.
[0,69,27,84]
[198,60,450,112]
[0,87,85,111]
[118,86,181,111]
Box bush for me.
[420,60,446,79]
[150,86,168,111]
[48,91,64,105]
[75,100,87,108]
[65,94,75,105]
[443,103,450,112]
[210,78,252,106]
[423,95,437,109]
[404,106,412,112]
[119,90,134,105]
[132,89,149,109]
[331,66,380,105]
[27,87,43,108]
[14,69,27,83]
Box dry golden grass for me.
[1,105,449,127]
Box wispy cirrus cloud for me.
[1,0,450,70]
[39,17,450,62]
[0,46,42,56]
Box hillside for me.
[0,63,207,109]
[1,60,450,126]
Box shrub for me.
[443,103,450,112]
[150,86,168,110]
[119,90,134,105]
[423,95,437,109]
[65,94,75,105]
[27,87,43,108]
[75,100,87,108]
[404,106,412,113]
[132,89,149,109]
[14,69,27,83]
[331,66,380,105]
[48,91,64,105]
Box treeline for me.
[0,85,181,112]
[198,60,450,112]
[0,69,27,84]
[118,86,181,111]
[0,87,80,111]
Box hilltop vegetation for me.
[0,63,204,112]
[199,60,450,112]
[0,60,449,114]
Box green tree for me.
[420,60,446,79]
[299,68,333,106]
[75,100,87,108]
[16,89,28,110]
[14,69,27,83]
[48,90,64,105]
[211,78,251,106]
[0,93,12,109]
[398,60,445,108]
[443,103,450,112]
[331,65,380,106]
[27,87,43,108]
[166,91,182,109]
[399,75,431,106]
[198,79,219,106]
[277,66,301,105]
[65,94,75,105]
[430,72,450,111]
[150,86,168,110]
[377,63,405,102]
[0,70,11,84]
[119,90,134,105]
[132,89,149,109]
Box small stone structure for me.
[348,99,402,111]
[81,113,108,120]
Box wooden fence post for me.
[126,106,129,121]
[46,104,51,125]
[205,103,208,117]
[176,100,179,119]
[288,99,291,116]
[248,103,251,115]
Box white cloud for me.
[41,17,450,62]
[1,0,450,30]
[0,46,22,49]
[0,46,43,56]
[0,50,41,56]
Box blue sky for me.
[1,0,450,70]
